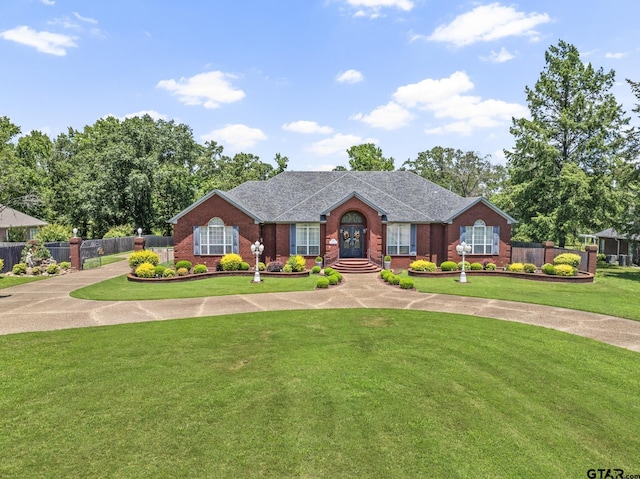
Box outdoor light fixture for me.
[72,227,78,238]
[250,240,264,283]
[137,227,142,238]
[455,241,471,283]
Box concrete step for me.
[330,259,381,274]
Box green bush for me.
[389,274,401,285]
[316,277,330,288]
[154,265,167,277]
[399,278,414,289]
[334,272,343,282]
[286,255,306,272]
[328,274,339,285]
[523,263,537,273]
[283,264,293,273]
[485,262,497,271]
[315,256,323,263]
[324,267,335,276]
[541,263,555,275]
[470,262,483,271]
[102,224,134,239]
[384,255,392,262]
[258,261,266,271]
[176,267,189,276]
[175,259,193,271]
[193,264,208,274]
[0,258,4,273]
[46,264,60,275]
[135,262,156,278]
[440,261,457,271]
[35,223,73,242]
[21,240,51,263]
[457,261,471,271]
[59,261,71,270]
[12,263,27,275]
[554,253,582,268]
[311,265,321,274]
[239,262,250,271]
[31,266,41,276]
[129,251,160,269]
[410,260,437,272]
[220,254,242,271]
[163,268,176,278]
[508,263,525,272]
[554,264,576,276]
[381,270,392,282]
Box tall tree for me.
[340,143,394,171]
[504,40,631,246]
[401,146,506,198]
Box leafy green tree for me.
[401,146,506,198]
[342,143,394,171]
[504,40,631,247]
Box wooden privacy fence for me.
[510,241,589,269]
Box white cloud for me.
[605,52,627,59]
[346,0,414,11]
[481,47,516,63]
[336,69,364,84]
[282,120,333,134]
[428,3,550,47]
[307,133,377,156]
[123,110,168,121]
[157,71,245,109]
[0,26,77,55]
[73,12,98,24]
[393,71,474,108]
[201,124,267,150]
[41,0,55,5]
[351,101,415,129]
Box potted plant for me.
[383,255,392,270]
[315,256,323,268]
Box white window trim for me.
[386,223,411,256]
[295,223,320,256]
[468,220,493,255]
[200,217,235,255]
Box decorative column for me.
[585,245,598,275]
[70,236,82,270]
[134,227,145,251]
[542,241,555,265]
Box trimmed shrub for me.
[316,277,330,288]
[311,265,321,274]
[286,255,306,272]
[334,271,343,282]
[485,262,497,271]
[410,259,437,272]
[457,261,471,271]
[384,255,392,262]
[102,224,134,239]
[135,262,156,278]
[31,266,41,276]
[59,261,71,270]
[541,263,555,275]
[176,267,189,276]
[470,262,483,271]
[46,264,60,275]
[554,264,576,276]
[258,262,266,271]
[523,263,537,273]
[129,251,160,269]
[12,263,27,275]
[389,274,401,285]
[324,267,335,276]
[399,278,414,289]
[239,262,250,271]
[266,261,283,272]
[154,265,167,277]
[175,259,193,271]
[381,270,392,282]
[283,264,293,273]
[35,223,73,242]
[328,274,339,285]
[220,254,242,271]
[163,268,176,278]
[0,258,3,273]
[508,263,525,273]
[554,253,582,268]
[440,261,457,272]
[315,256,323,263]
[193,264,208,274]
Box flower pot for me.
[383,261,391,270]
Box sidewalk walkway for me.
[1,260,639,352]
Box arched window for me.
[471,219,493,254]
[198,217,238,255]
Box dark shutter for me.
[410,224,417,255]
[290,224,297,256]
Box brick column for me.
[134,236,146,251]
[542,241,555,265]
[70,236,82,270]
[586,245,598,275]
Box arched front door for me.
[340,211,365,258]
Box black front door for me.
[340,225,364,258]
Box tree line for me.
[2,39,640,246]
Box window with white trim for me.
[199,217,237,255]
[295,223,320,256]
[387,223,411,255]
[469,220,494,254]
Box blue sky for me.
[2,0,639,171]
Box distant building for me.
[0,205,48,241]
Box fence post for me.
[134,236,146,251]
[543,241,555,265]
[70,236,82,270]
[585,245,598,275]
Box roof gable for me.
[0,206,48,228]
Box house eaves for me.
[443,197,517,224]
[167,190,263,224]
[321,191,387,217]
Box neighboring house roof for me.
[0,205,48,228]
[595,228,640,241]
[168,171,516,224]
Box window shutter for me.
[460,226,467,244]
[290,224,297,256]
[232,226,239,254]
[193,226,201,255]
[493,226,500,255]
[410,224,417,255]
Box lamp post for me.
[137,227,142,238]
[72,228,78,238]
[456,241,471,283]
[251,240,264,283]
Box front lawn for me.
[1,309,637,478]
[70,272,321,300]
[402,266,640,321]
[0,274,47,290]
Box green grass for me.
[401,266,640,321]
[1,309,638,478]
[70,272,320,300]
[82,251,129,269]
[0,274,47,290]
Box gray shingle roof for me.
[169,171,516,224]
[0,205,48,228]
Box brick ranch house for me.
[168,171,516,270]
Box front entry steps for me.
[329,258,381,274]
